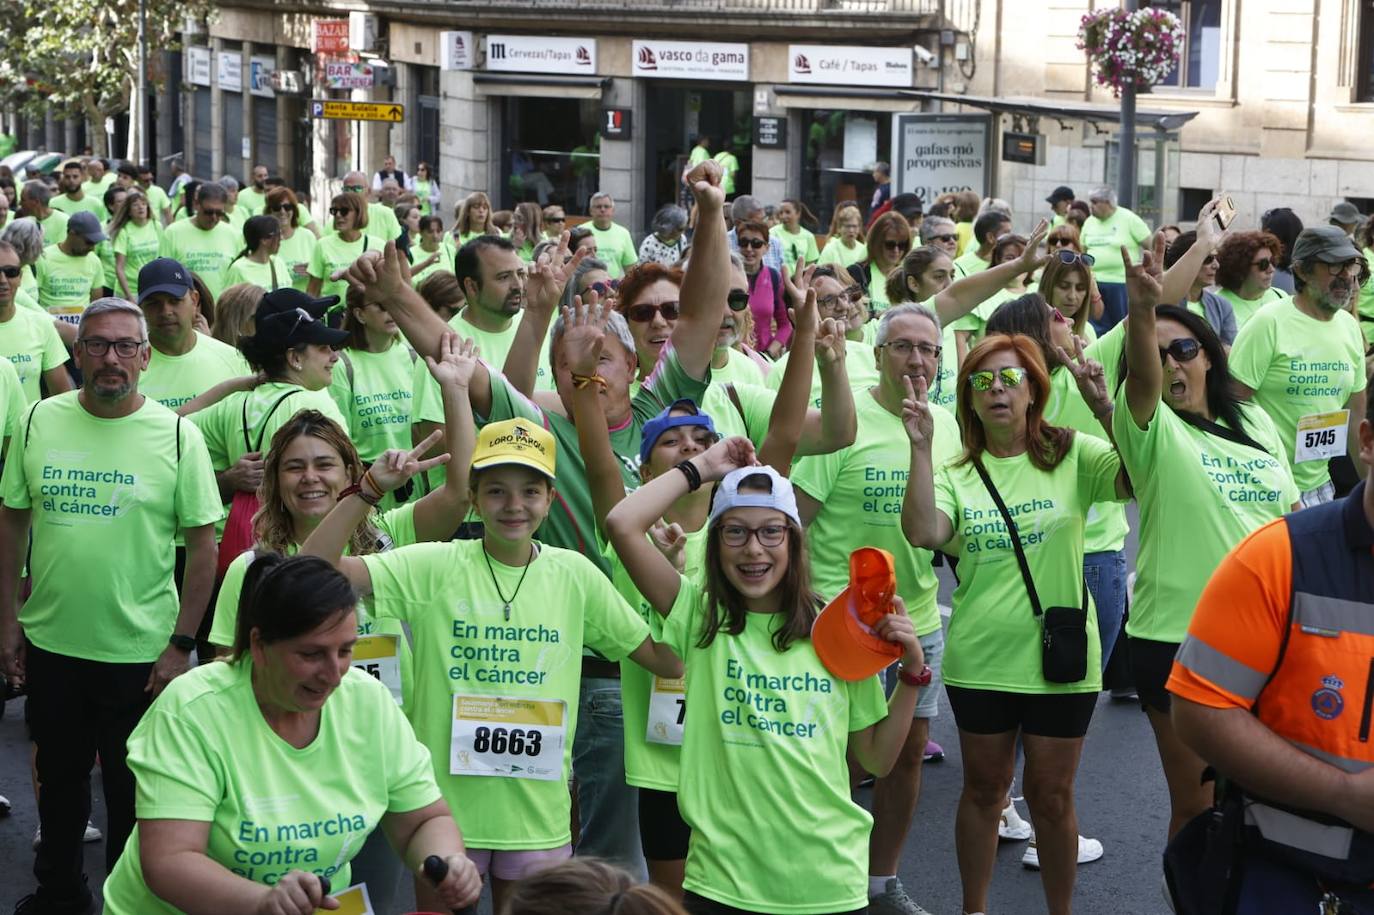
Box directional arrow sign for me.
[310,100,405,123]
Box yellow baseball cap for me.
[470,419,557,479]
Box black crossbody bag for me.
[972,460,1089,684]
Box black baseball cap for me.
[1291,226,1362,264]
[136,258,194,305]
[251,288,349,350]
[1046,186,1076,205]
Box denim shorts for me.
[882,629,944,719]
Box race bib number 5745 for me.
[450,695,565,781]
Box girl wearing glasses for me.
[110,190,162,301]
[607,437,923,915]
[224,215,290,292]
[308,192,381,304]
[1212,230,1287,331]
[901,333,1129,915]
[848,211,912,315]
[265,187,317,292]
[1115,237,1296,846]
[817,202,866,270]
[737,220,791,358]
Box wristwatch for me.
[168,634,197,653]
[896,664,933,687]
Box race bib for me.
[319,884,373,915]
[1294,410,1349,463]
[352,635,402,705]
[646,676,686,746]
[450,695,565,781]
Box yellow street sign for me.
[310,100,404,123]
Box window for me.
[799,110,892,233]
[1359,0,1374,101]
[500,98,600,213]
[1156,0,1222,90]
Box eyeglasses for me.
[719,523,788,548]
[879,340,943,361]
[739,238,767,250]
[77,337,145,358]
[1055,250,1095,267]
[1251,257,1273,272]
[329,207,352,217]
[545,216,566,224]
[626,301,681,323]
[588,279,620,298]
[1158,338,1202,364]
[343,184,367,193]
[883,239,911,253]
[727,289,750,311]
[929,234,957,244]
[817,286,863,311]
[1319,259,1365,277]
[968,367,1027,391]
[0,265,20,278]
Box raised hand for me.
[684,160,725,210]
[342,241,410,303]
[425,333,480,390]
[649,520,688,572]
[366,431,450,494]
[1052,334,1111,417]
[814,316,847,367]
[1123,237,1165,311]
[1194,197,1231,249]
[527,230,587,319]
[900,374,935,449]
[872,598,924,669]
[788,285,819,340]
[694,435,759,482]
[780,260,816,312]
[560,298,609,378]
[1019,218,1052,271]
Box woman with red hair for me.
[900,334,1129,915]
[1213,230,1288,330]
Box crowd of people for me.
[0,149,1371,915]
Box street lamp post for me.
[1117,0,1137,209]
[137,0,148,165]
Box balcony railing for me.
[443,0,939,13]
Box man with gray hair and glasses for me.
[1079,184,1151,333]
[0,297,222,915]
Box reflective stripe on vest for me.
[1245,801,1354,860]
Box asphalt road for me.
[0,513,1176,914]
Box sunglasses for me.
[329,207,352,217]
[343,184,367,193]
[929,234,957,244]
[1159,338,1202,364]
[739,238,767,250]
[273,204,296,213]
[588,279,620,298]
[1055,250,1095,267]
[627,301,681,323]
[0,265,20,278]
[968,367,1027,391]
[1251,257,1273,271]
[883,239,911,253]
[1049,237,1076,247]
[727,289,750,311]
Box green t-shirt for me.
[140,334,250,412]
[101,661,439,914]
[482,347,706,577]
[111,220,163,296]
[932,324,960,410]
[34,244,102,321]
[867,262,892,312]
[366,203,401,242]
[770,225,820,273]
[687,144,711,167]
[50,192,106,223]
[223,255,291,292]
[817,238,866,269]
[1043,367,1131,553]
[236,186,266,218]
[1358,247,1374,347]
[160,220,241,299]
[708,348,768,388]
[1229,299,1366,492]
[793,392,961,635]
[329,343,416,462]
[588,223,637,278]
[606,529,708,791]
[38,210,69,246]
[934,434,1124,693]
[952,248,989,279]
[1079,206,1151,284]
[277,230,318,292]
[309,234,383,305]
[97,239,117,292]
[190,382,347,472]
[363,539,650,849]
[208,504,419,710]
[0,358,24,441]
[661,582,886,913]
[142,184,172,221]
[764,338,879,410]
[1218,286,1288,332]
[0,392,223,662]
[1112,386,1297,642]
[949,286,1015,341]
[0,306,68,403]
[410,245,449,289]
[699,380,774,445]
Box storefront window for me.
[500,97,600,213]
[799,109,891,234]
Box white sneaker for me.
[31,821,102,850]
[0,793,10,815]
[1020,833,1104,869]
[998,800,1032,841]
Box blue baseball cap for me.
[67,210,106,244]
[136,258,194,305]
[639,398,717,465]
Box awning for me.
[901,90,1199,131]
[472,73,610,99]
[772,85,922,113]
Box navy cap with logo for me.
[1045,186,1076,205]
[250,287,349,350]
[136,258,194,305]
[67,211,106,244]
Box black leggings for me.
[683,892,867,915]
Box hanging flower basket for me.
[1077,7,1184,97]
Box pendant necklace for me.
[483,542,536,620]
